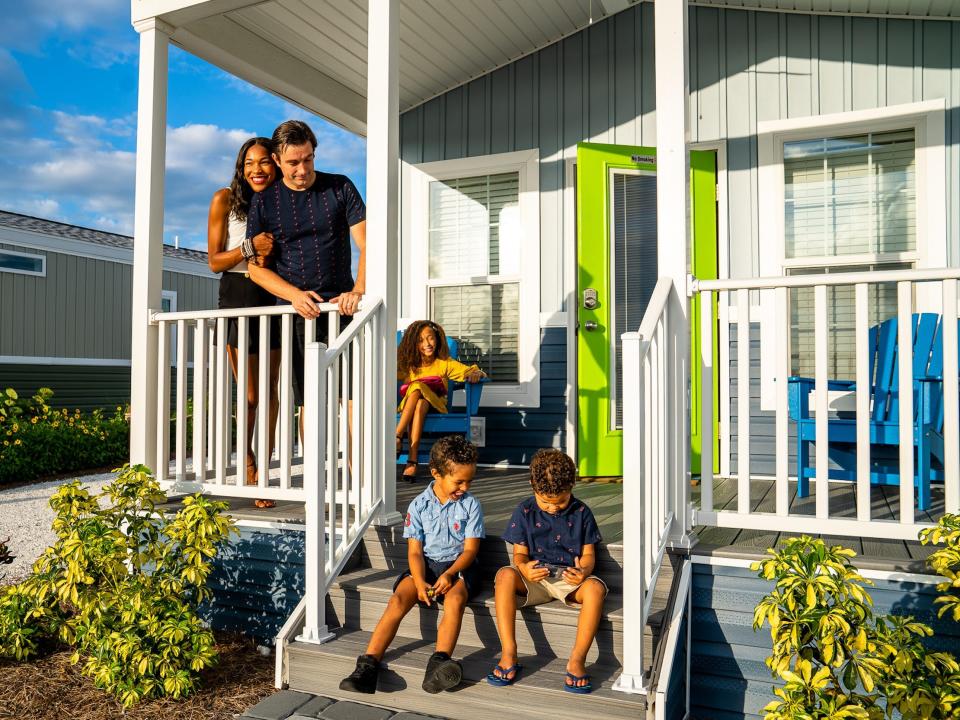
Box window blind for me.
[430,283,520,382]
[428,172,520,278]
[784,129,915,260]
[426,171,522,384]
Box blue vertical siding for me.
[202,526,305,642]
[690,561,960,720]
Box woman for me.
[207,137,280,508]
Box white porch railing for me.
[617,277,690,694]
[152,301,345,501]
[691,267,960,540]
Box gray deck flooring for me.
[160,467,943,572]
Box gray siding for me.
[0,241,217,360]
[202,526,305,642]
[690,562,960,720]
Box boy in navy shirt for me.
[488,449,606,694]
[339,435,484,695]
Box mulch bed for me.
[0,632,276,719]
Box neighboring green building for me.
[0,210,217,411]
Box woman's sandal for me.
[562,672,593,694]
[402,461,418,481]
[486,663,521,687]
[245,457,276,509]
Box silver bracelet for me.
[241,237,255,260]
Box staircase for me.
[283,522,676,720]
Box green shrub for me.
[0,465,237,707]
[753,535,960,720]
[0,387,129,484]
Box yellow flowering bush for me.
[0,387,128,484]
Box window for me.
[0,249,45,276]
[784,130,917,378]
[756,100,946,408]
[404,150,540,407]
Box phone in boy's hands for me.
[535,562,569,578]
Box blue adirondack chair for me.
[788,312,955,511]
[396,331,487,465]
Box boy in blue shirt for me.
[339,435,484,695]
[488,449,607,694]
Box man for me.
[247,119,366,411]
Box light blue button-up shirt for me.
[403,482,485,562]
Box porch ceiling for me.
[136,0,635,136]
[135,0,960,137]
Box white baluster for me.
[898,282,914,523]
[736,288,750,514]
[855,284,871,522]
[815,284,829,520]
[943,279,959,514]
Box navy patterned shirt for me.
[501,496,602,567]
[246,173,365,297]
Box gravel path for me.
[0,472,114,584]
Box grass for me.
[0,632,276,720]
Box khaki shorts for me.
[502,566,609,609]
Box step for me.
[286,628,647,720]
[360,524,626,592]
[325,565,647,666]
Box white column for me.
[366,0,403,526]
[656,0,695,548]
[129,18,172,473]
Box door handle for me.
[584,321,598,331]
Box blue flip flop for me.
[563,671,593,694]
[486,663,522,686]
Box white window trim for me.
[402,149,541,408]
[756,99,947,410]
[0,247,46,277]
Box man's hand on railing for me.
[291,289,324,319]
[330,291,362,316]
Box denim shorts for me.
[393,557,481,604]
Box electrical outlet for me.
[469,417,486,447]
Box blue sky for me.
[0,0,366,250]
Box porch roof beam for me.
[172,16,367,135]
[131,0,267,26]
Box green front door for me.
[575,143,718,477]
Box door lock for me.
[583,288,598,310]
[584,321,598,331]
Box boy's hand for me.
[519,559,549,582]
[415,579,433,606]
[562,557,586,586]
[432,572,456,596]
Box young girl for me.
[207,137,280,507]
[396,320,485,480]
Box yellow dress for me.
[398,358,481,414]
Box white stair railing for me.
[298,297,384,644]
[691,267,960,539]
[617,276,684,694]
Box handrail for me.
[653,560,692,720]
[322,298,383,358]
[634,276,675,341]
[150,302,340,323]
[692,266,960,292]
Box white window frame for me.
[757,99,946,410]
[403,149,541,408]
[0,248,46,277]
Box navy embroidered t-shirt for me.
[246,173,365,297]
[501,496,602,567]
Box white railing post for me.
[299,340,333,644]
[129,18,171,472]
[615,330,646,695]
[366,0,402,526]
